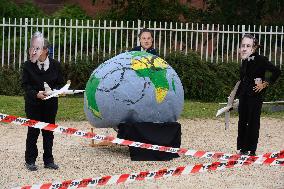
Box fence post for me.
[24,18,28,62]
[52,19,56,60]
[241,25,246,36]
[2,17,5,67]
[137,20,141,46]
[281,26,283,69]
[8,18,11,67]
[58,19,61,62]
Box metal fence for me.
[1,18,283,69]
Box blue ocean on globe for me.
[84,51,184,128]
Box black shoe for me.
[249,151,256,156]
[25,163,38,171]
[44,162,59,170]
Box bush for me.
[0,52,283,103]
[95,0,185,22]
[0,1,90,20]
[166,51,228,101]
[0,66,23,96]
[62,55,103,90]
[0,0,44,19]
[265,71,284,101]
[165,52,284,102]
[52,4,91,20]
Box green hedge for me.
[0,66,23,96]
[0,0,44,19]
[165,52,226,101]
[165,52,283,102]
[0,52,283,102]
[61,55,103,90]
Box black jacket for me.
[237,52,281,97]
[21,58,64,107]
[131,46,158,56]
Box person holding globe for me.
[131,28,158,56]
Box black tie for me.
[40,64,44,71]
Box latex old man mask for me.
[240,36,255,60]
[29,32,44,63]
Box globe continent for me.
[84,51,184,128]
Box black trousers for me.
[25,101,57,165]
[25,127,54,164]
[237,95,263,152]
[117,122,181,161]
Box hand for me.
[232,99,239,109]
[253,81,269,93]
[37,91,47,100]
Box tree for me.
[205,0,284,25]
[93,0,184,22]
[92,0,284,25]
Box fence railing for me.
[0,18,283,69]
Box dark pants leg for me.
[25,101,57,164]
[42,130,54,164]
[237,96,248,151]
[25,127,40,164]
[25,105,41,164]
[247,97,262,152]
[41,102,57,165]
[237,95,262,152]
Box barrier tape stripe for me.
[13,158,284,189]
[0,113,283,162]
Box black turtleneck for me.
[131,46,158,56]
[237,52,281,97]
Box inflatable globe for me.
[84,51,184,128]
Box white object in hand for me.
[216,81,240,130]
[43,80,85,100]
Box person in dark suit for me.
[236,34,281,156]
[117,29,181,161]
[22,31,64,171]
[131,28,158,56]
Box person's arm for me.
[55,61,65,89]
[21,62,38,100]
[263,57,281,85]
[47,59,65,90]
[253,57,281,92]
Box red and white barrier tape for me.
[2,113,283,188]
[13,157,284,189]
[0,113,283,162]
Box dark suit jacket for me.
[131,46,158,56]
[21,58,64,117]
[237,52,281,98]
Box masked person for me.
[236,34,281,156]
[117,28,181,161]
[131,28,158,56]
[22,31,64,171]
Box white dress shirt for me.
[37,57,50,71]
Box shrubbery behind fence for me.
[0,18,283,69]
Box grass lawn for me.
[0,95,283,120]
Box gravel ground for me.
[0,117,283,189]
